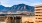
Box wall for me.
[22,16,35,23]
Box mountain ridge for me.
[0,4,34,12]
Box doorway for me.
[14,16,21,23]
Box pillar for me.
[5,16,14,23]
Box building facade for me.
[0,11,35,23]
[35,4,42,23]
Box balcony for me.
[35,8,42,9]
[35,13,42,15]
[35,11,42,12]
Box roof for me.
[35,4,42,7]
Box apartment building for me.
[35,4,42,23]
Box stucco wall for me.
[22,16,35,23]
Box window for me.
[24,21,34,23]
[36,12,42,13]
[35,9,40,11]
[36,18,37,19]
[35,9,42,11]
[36,12,40,13]
[36,17,42,19]
[35,15,38,16]
[38,21,42,22]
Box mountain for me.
[0,4,34,12]
[11,4,34,12]
[0,5,5,11]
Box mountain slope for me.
[0,4,34,12]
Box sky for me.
[0,0,42,7]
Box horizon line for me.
[0,4,34,7]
